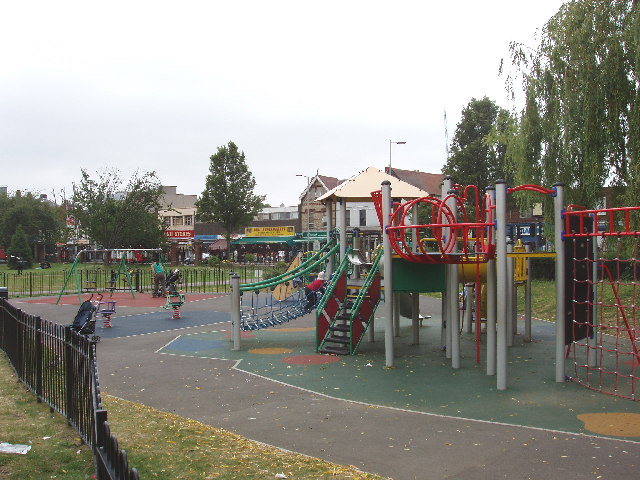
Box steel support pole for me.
[393,294,400,336]
[524,242,532,342]
[486,257,497,375]
[486,186,497,376]
[411,203,420,345]
[444,178,460,368]
[588,220,598,367]
[339,199,347,265]
[231,273,241,351]
[412,292,420,345]
[554,183,566,383]
[381,181,394,367]
[507,241,514,347]
[495,180,508,390]
[464,284,473,334]
[326,200,334,277]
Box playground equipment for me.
[57,248,162,304]
[96,297,116,328]
[562,205,640,400]
[229,165,639,400]
[316,246,383,355]
[230,238,339,347]
[374,178,564,389]
[162,269,185,319]
[238,288,309,331]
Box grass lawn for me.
[0,355,385,480]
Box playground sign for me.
[245,226,295,237]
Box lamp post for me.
[389,140,407,172]
[297,174,311,250]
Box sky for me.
[0,0,567,207]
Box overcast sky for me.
[1,0,566,207]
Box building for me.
[159,186,197,242]
[386,167,444,198]
[159,186,198,263]
[298,174,342,234]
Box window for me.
[519,208,533,218]
[359,209,367,227]
[532,203,543,216]
[173,216,184,226]
[184,215,193,226]
[345,210,351,227]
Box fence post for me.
[64,325,75,423]
[35,316,43,401]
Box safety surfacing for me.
[159,317,640,442]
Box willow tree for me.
[196,141,265,260]
[506,0,640,210]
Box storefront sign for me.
[245,226,295,237]
[164,230,194,239]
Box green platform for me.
[159,315,640,441]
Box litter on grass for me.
[0,442,32,454]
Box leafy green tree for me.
[506,0,639,208]
[7,225,33,269]
[71,169,166,249]
[0,191,66,256]
[196,141,265,260]
[443,97,512,195]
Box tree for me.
[7,225,33,269]
[0,191,66,258]
[506,0,640,208]
[443,97,512,195]
[196,141,265,260]
[71,169,166,250]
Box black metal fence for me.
[0,264,271,298]
[0,299,139,479]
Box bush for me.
[7,225,32,269]
[530,257,555,280]
[244,253,256,263]
[262,261,288,281]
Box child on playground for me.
[304,271,326,311]
[151,259,166,297]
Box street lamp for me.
[389,140,407,172]
[296,174,311,249]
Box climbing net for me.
[564,205,640,401]
[240,288,311,331]
[372,185,495,264]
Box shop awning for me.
[208,239,228,251]
[231,236,296,247]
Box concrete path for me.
[11,294,640,480]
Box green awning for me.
[231,236,296,247]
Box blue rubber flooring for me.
[92,310,230,338]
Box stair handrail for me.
[347,246,384,353]
[240,238,338,291]
[348,246,383,321]
[315,247,352,317]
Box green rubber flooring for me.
[159,315,640,441]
